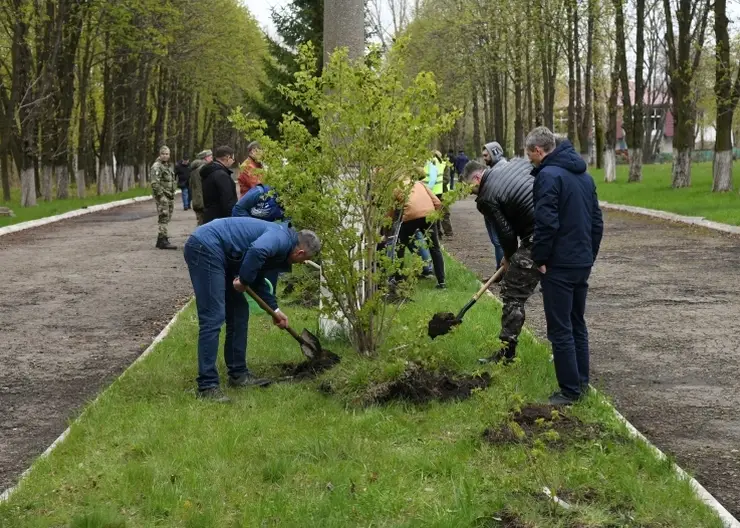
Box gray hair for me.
[461,160,487,183]
[297,230,322,257]
[525,126,556,154]
[159,145,170,154]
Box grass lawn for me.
[592,161,740,226]
[0,187,152,228]
[0,257,724,527]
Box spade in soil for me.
[428,266,505,339]
[244,286,339,378]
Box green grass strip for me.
[0,257,725,527]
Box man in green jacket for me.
[151,146,177,250]
[189,149,213,226]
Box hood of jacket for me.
[483,141,504,166]
[200,161,229,180]
[533,140,587,176]
[189,159,206,171]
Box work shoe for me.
[548,391,579,406]
[228,373,272,388]
[197,387,231,403]
[478,342,516,365]
[156,235,177,250]
[420,269,434,279]
[436,283,447,290]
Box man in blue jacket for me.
[527,127,604,406]
[184,218,321,402]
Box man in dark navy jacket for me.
[527,127,604,406]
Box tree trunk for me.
[41,165,53,201]
[629,0,646,182]
[594,89,605,169]
[472,82,481,153]
[514,77,524,156]
[672,148,691,187]
[566,0,577,139]
[580,0,595,161]
[21,168,37,206]
[56,165,69,199]
[713,0,735,191]
[482,80,491,142]
[604,148,617,182]
[0,154,10,201]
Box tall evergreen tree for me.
[251,0,323,137]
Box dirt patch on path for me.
[0,201,195,493]
[445,197,740,517]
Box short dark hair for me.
[213,145,235,159]
[462,160,486,183]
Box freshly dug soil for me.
[427,311,461,339]
[483,404,605,448]
[280,351,340,380]
[371,365,491,405]
[447,198,740,515]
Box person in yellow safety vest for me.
[425,151,454,237]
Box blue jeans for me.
[181,187,191,209]
[484,217,505,268]
[184,236,249,391]
[413,230,433,274]
[540,267,592,398]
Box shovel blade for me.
[300,329,322,359]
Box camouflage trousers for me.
[499,245,541,345]
[155,196,174,237]
[194,208,205,226]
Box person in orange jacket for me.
[237,141,263,197]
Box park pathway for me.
[0,201,194,493]
[445,197,740,517]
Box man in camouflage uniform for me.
[151,146,177,250]
[189,149,213,226]
[461,158,541,364]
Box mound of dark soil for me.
[371,365,491,405]
[483,404,606,448]
[280,351,340,381]
[427,312,461,339]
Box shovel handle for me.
[455,266,506,320]
[243,285,304,344]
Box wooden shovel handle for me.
[243,285,304,343]
[472,266,506,301]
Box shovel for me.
[244,285,326,360]
[427,266,506,339]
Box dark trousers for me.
[436,194,453,236]
[398,217,445,285]
[484,217,505,268]
[184,237,249,391]
[540,266,592,398]
[499,245,541,346]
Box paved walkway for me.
[445,197,740,517]
[0,201,194,492]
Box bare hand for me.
[232,278,246,293]
[538,265,547,274]
[273,311,289,329]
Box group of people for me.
[461,126,603,406]
[150,141,320,403]
[151,125,603,407]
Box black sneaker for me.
[436,283,447,290]
[548,391,579,406]
[478,351,515,365]
[197,387,231,403]
[228,373,272,388]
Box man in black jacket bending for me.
[461,158,541,364]
[201,145,238,224]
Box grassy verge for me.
[592,161,740,225]
[0,257,724,527]
[0,187,152,228]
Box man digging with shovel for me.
[184,217,321,402]
[459,158,541,364]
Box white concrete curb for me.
[478,285,739,527]
[600,201,740,236]
[0,195,155,237]
[0,298,193,504]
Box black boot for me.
[156,235,177,250]
[478,341,516,365]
